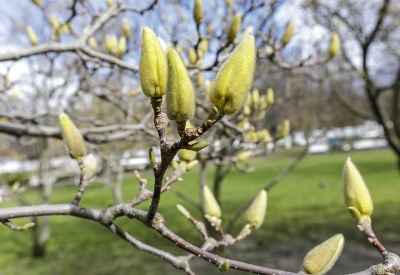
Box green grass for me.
[0,149,398,274]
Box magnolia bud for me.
[105,35,117,53]
[202,185,221,219]
[301,234,344,275]
[149,147,156,165]
[329,32,340,58]
[282,21,294,46]
[245,190,267,230]
[193,0,204,26]
[209,35,255,114]
[176,204,191,219]
[106,0,113,7]
[116,36,127,58]
[252,89,260,109]
[22,222,36,230]
[178,149,197,163]
[279,119,290,138]
[121,17,131,38]
[83,154,99,180]
[227,13,241,44]
[88,37,98,50]
[200,39,208,53]
[139,27,168,98]
[59,113,86,160]
[186,160,199,171]
[187,141,210,152]
[26,26,38,46]
[225,0,233,7]
[189,48,197,64]
[197,71,204,87]
[237,150,253,163]
[266,87,274,106]
[166,49,195,123]
[343,158,373,223]
[32,0,41,7]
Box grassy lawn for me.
[0,149,398,274]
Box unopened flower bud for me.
[279,119,290,138]
[106,0,113,7]
[237,150,253,163]
[83,153,99,180]
[329,32,340,58]
[105,35,117,53]
[121,17,131,38]
[209,35,255,115]
[22,222,36,230]
[186,160,199,171]
[245,190,267,230]
[343,158,373,223]
[197,71,204,87]
[176,204,192,219]
[266,87,274,106]
[252,89,260,109]
[227,13,242,44]
[193,0,204,26]
[26,26,38,46]
[203,185,221,219]
[200,39,208,53]
[187,141,210,152]
[189,48,197,64]
[88,37,98,50]
[178,149,197,163]
[301,234,344,275]
[116,36,127,58]
[32,0,41,7]
[282,21,294,46]
[166,49,195,123]
[59,113,86,160]
[139,27,168,98]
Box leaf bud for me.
[209,35,255,114]
[301,234,344,275]
[343,158,373,223]
[166,49,195,123]
[226,13,242,44]
[178,149,197,163]
[193,0,204,26]
[121,17,131,38]
[282,21,294,46]
[22,222,36,231]
[245,190,267,230]
[202,185,221,219]
[149,147,156,165]
[59,113,86,160]
[26,26,38,46]
[329,32,340,58]
[139,27,168,98]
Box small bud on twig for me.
[59,113,86,160]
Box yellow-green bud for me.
[106,0,113,7]
[200,39,208,53]
[202,185,221,218]
[83,153,99,180]
[251,89,260,109]
[105,35,117,53]
[243,104,251,116]
[32,0,41,7]
[209,35,255,114]
[227,13,242,44]
[186,160,199,171]
[22,222,36,231]
[121,17,131,38]
[59,113,86,160]
[176,204,191,219]
[197,71,204,87]
[329,32,340,58]
[166,49,195,122]
[88,37,98,50]
[219,260,230,272]
[279,119,290,138]
[149,147,156,165]
[225,0,233,7]
[189,48,197,64]
[245,190,267,230]
[343,158,373,223]
[266,87,274,106]
[237,150,253,163]
[116,37,127,58]
[187,141,210,152]
[301,234,344,275]
[26,26,38,46]
[282,21,294,46]
[193,0,204,26]
[139,27,168,98]
[178,149,197,163]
